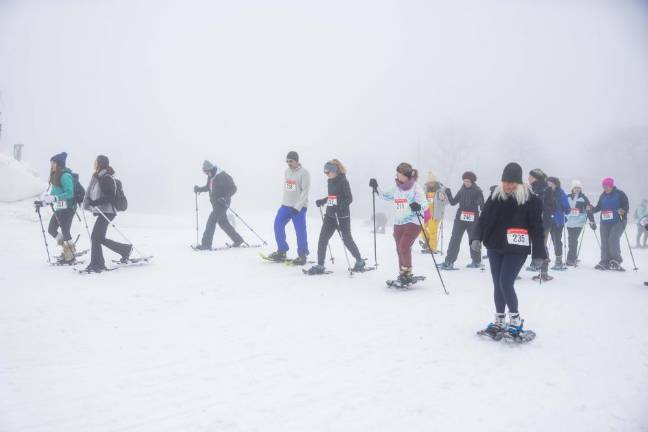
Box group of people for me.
[36,152,132,273]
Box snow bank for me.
[0,152,46,202]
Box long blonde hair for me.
[327,159,347,175]
[491,183,531,205]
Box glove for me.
[194,185,200,193]
[42,194,56,205]
[315,198,327,208]
[531,258,545,268]
[618,209,626,217]
[409,202,422,212]
[291,207,299,214]
[470,240,481,252]
[589,221,597,230]
[33,200,44,209]
[369,178,378,190]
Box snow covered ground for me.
[1,200,648,432]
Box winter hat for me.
[427,171,437,183]
[602,177,615,188]
[501,162,523,184]
[323,162,339,174]
[571,179,583,190]
[462,171,477,183]
[202,160,214,172]
[96,155,110,169]
[286,151,299,162]
[529,168,546,181]
[50,152,68,166]
[547,176,561,189]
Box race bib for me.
[285,180,297,192]
[394,198,409,216]
[507,228,530,247]
[327,195,338,207]
[601,210,614,221]
[460,211,475,222]
[54,200,68,211]
[570,208,581,216]
[426,192,435,204]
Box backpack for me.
[112,177,128,212]
[71,172,85,206]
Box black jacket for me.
[197,169,237,208]
[446,184,484,222]
[472,190,547,259]
[320,174,353,218]
[531,179,555,230]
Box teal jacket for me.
[50,170,75,211]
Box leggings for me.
[487,250,527,314]
[48,208,74,242]
[393,223,421,269]
[317,216,361,266]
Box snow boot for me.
[352,259,366,272]
[478,313,507,340]
[62,241,76,262]
[119,244,133,264]
[565,259,577,267]
[595,261,609,270]
[83,263,107,273]
[507,313,524,337]
[439,261,455,270]
[466,261,481,269]
[306,264,326,275]
[291,255,308,266]
[230,239,244,248]
[267,250,287,262]
[397,267,414,285]
[608,260,626,272]
[194,244,212,251]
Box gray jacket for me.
[282,165,310,211]
[83,169,116,215]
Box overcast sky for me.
[1,0,647,214]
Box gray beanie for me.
[203,160,214,171]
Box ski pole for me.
[93,206,147,259]
[34,203,51,263]
[318,206,335,264]
[372,188,378,268]
[77,208,92,243]
[195,192,200,247]
[416,212,449,295]
[223,204,268,245]
[576,226,586,261]
[334,214,352,275]
[620,215,638,271]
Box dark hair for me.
[396,162,418,180]
[95,155,115,177]
[49,162,64,187]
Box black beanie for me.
[286,151,299,162]
[462,171,477,183]
[502,162,523,184]
[97,155,110,169]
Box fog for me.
[1,0,647,215]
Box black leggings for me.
[48,208,74,242]
[317,216,361,266]
[487,250,527,314]
[566,227,583,262]
[90,213,131,267]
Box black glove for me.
[589,221,597,230]
[315,198,327,208]
[291,207,299,214]
[410,202,422,212]
[194,185,200,193]
[33,200,44,209]
[369,178,378,190]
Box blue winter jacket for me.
[551,188,570,227]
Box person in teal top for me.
[37,152,77,263]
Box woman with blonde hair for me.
[420,171,447,254]
[306,159,365,275]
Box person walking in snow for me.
[564,180,596,266]
[634,199,648,248]
[35,152,77,263]
[527,168,554,281]
[590,177,629,271]
[306,159,365,274]
[420,171,447,254]
[471,162,546,340]
[546,176,570,269]
[439,171,484,270]
[370,162,427,285]
[83,155,132,273]
[193,160,245,250]
[266,151,311,265]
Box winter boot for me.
[466,261,481,269]
[397,266,414,285]
[595,261,609,270]
[439,261,455,270]
[352,259,366,272]
[62,241,75,262]
[291,255,308,266]
[267,250,287,262]
[608,260,626,272]
[306,264,326,275]
[119,244,133,264]
[84,263,107,273]
[482,313,507,339]
[230,239,244,248]
[194,244,212,251]
[507,313,524,337]
[565,259,576,267]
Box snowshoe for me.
[466,262,482,269]
[503,315,536,343]
[477,313,507,341]
[260,251,287,262]
[532,273,553,282]
[594,261,609,271]
[226,242,261,249]
[438,262,458,271]
[113,255,153,265]
[192,244,212,251]
[118,244,134,264]
[608,260,626,272]
[288,255,309,266]
[76,264,109,275]
[303,264,332,275]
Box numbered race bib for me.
[394,198,409,217]
[570,208,581,216]
[426,192,435,205]
[460,211,475,222]
[327,195,338,207]
[601,210,614,221]
[54,200,68,211]
[285,180,297,192]
[507,228,530,247]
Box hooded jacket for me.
[196,166,237,209]
[446,184,484,223]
